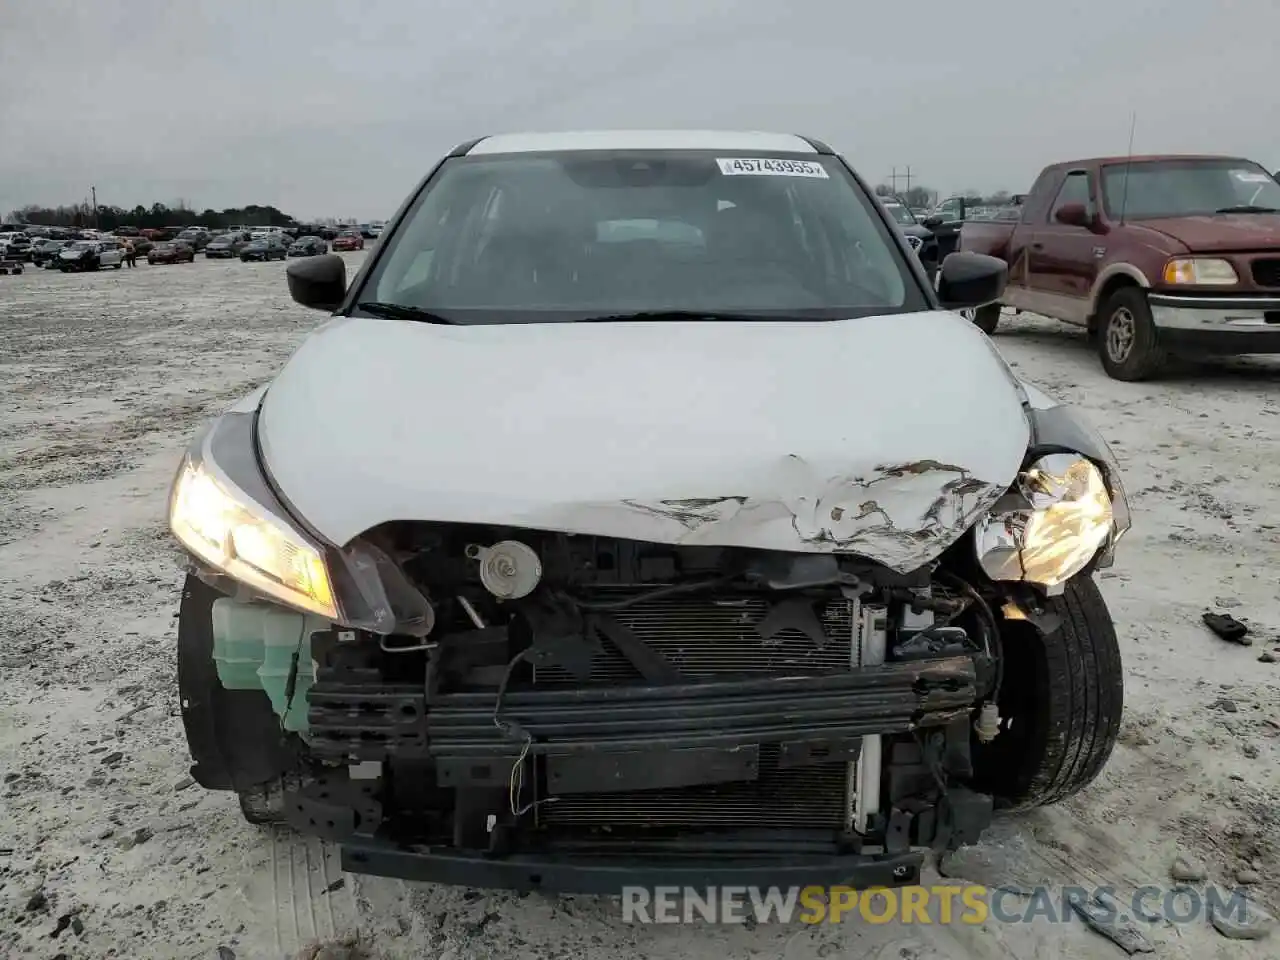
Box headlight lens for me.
[169,458,337,619]
[974,454,1115,590]
[1162,257,1238,285]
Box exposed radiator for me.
[532,589,858,830]
[533,591,857,686]
[538,746,849,829]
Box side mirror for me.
[922,215,944,229]
[936,252,1007,310]
[1054,203,1091,228]
[286,253,346,311]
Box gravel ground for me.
[1,257,1277,959]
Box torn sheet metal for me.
[257,310,1031,571]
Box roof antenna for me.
[1117,111,1137,226]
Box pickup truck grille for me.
[1250,259,1280,287]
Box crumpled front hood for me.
[258,312,1031,572]
[1137,214,1280,252]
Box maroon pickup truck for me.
[960,154,1280,380]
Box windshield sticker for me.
[716,158,829,178]
[1233,171,1273,183]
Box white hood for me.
[257,312,1031,572]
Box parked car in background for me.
[332,230,364,251]
[31,239,71,266]
[205,234,248,258]
[288,236,329,257]
[129,237,155,257]
[959,154,1280,379]
[879,196,937,278]
[148,240,197,265]
[0,231,33,261]
[60,239,124,271]
[176,229,212,251]
[240,236,289,261]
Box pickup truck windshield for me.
[1100,159,1280,220]
[363,150,924,324]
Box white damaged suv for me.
[168,130,1130,895]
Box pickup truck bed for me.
[958,154,1280,380]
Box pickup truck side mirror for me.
[922,215,944,229]
[1054,203,1092,228]
[936,252,1007,310]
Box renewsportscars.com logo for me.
[621,884,1258,926]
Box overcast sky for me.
[2,0,1276,220]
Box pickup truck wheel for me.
[963,303,1001,334]
[973,575,1123,810]
[1098,288,1166,381]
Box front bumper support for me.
[341,837,924,895]
[307,656,981,762]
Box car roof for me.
[1055,154,1255,169]
[464,130,823,156]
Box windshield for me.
[1101,159,1280,219]
[882,202,915,226]
[361,150,922,323]
[71,241,94,250]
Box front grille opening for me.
[1251,259,1280,288]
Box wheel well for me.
[1089,275,1142,330]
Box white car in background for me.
[58,239,124,271]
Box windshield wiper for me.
[1215,205,1280,214]
[356,301,458,324]
[576,310,790,324]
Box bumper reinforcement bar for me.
[424,656,978,757]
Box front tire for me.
[1098,287,1166,381]
[973,575,1123,809]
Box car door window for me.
[937,198,962,221]
[1048,172,1094,224]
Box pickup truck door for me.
[1023,169,1102,326]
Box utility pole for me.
[888,166,914,197]
[91,186,98,229]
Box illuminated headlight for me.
[1162,257,1238,285]
[973,454,1115,590]
[169,458,337,619]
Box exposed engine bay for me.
[202,523,1012,890]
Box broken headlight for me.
[973,453,1115,591]
[169,455,337,620]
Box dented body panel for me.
[257,311,1030,571]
